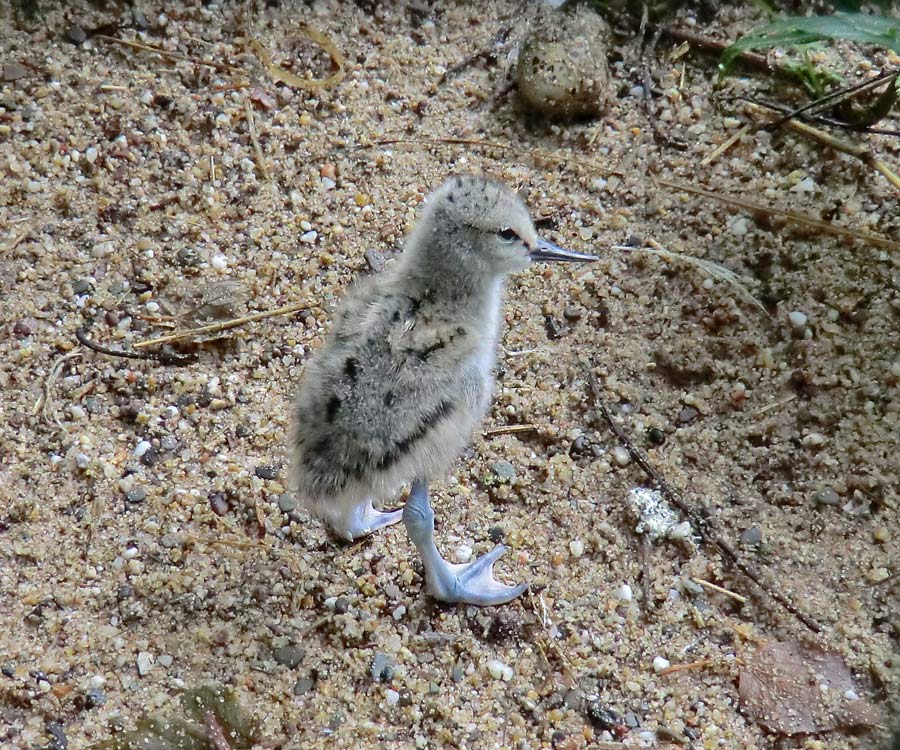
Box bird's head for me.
[414,174,597,277]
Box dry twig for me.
[95,34,244,74]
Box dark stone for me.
[585,702,622,731]
[85,689,107,708]
[563,305,583,321]
[139,448,158,467]
[677,406,699,425]
[647,427,665,445]
[116,584,133,601]
[45,720,68,750]
[551,731,568,749]
[124,487,147,504]
[72,278,93,295]
[1,664,14,677]
[293,675,315,695]
[490,460,516,483]
[487,526,505,544]
[333,596,350,614]
[563,688,583,710]
[624,711,640,728]
[175,247,201,268]
[813,487,840,506]
[254,464,278,480]
[273,645,304,669]
[65,25,87,44]
[12,318,37,337]
[740,525,762,546]
[570,435,588,455]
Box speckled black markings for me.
[325,395,341,422]
[383,390,396,407]
[344,357,358,381]
[373,399,454,471]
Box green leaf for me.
[721,12,900,73]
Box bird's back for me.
[292,269,498,505]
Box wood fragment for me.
[76,327,197,365]
[700,123,752,166]
[655,178,900,252]
[692,577,748,604]
[132,301,307,349]
[657,659,714,676]
[583,365,822,633]
[483,424,536,437]
[244,98,270,181]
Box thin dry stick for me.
[95,34,245,74]
[244,98,270,181]
[657,659,715,677]
[655,178,900,252]
[483,424,536,437]
[745,101,900,192]
[584,365,822,633]
[700,123,752,166]
[76,327,197,365]
[133,301,307,349]
[692,577,748,604]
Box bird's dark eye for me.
[498,228,519,242]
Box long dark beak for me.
[530,237,598,263]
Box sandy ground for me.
[1,1,898,749]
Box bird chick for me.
[291,174,596,606]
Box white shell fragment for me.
[627,487,693,543]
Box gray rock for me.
[66,25,87,45]
[277,494,298,512]
[72,278,93,295]
[85,688,107,708]
[159,533,182,549]
[254,464,278,480]
[370,652,393,682]
[176,247,202,268]
[740,526,762,546]
[125,487,147,504]
[2,63,27,82]
[334,596,350,614]
[273,644,304,669]
[813,487,840,506]
[293,676,315,695]
[365,248,385,273]
[490,460,516,483]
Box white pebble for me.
[74,453,90,469]
[392,605,406,620]
[802,432,828,448]
[323,596,338,610]
[300,230,318,244]
[136,652,154,676]
[300,220,312,231]
[133,440,152,458]
[85,147,98,164]
[123,546,140,559]
[454,544,473,563]
[614,583,633,602]
[844,689,859,701]
[210,254,228,271]
[158,654,173,668]
[568,539,584,558]
[652,656,671,672]
[487,659,513,681]
[89,674,106,689]
[788,310,807,328]
[791,176,816,193]
[385,688,400,706]
[612,446,630,467]
[668,521,694,540]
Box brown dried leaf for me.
[739,640,879,736]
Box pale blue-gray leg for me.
[403,480,527,606]
[331,498,403,541]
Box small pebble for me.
[788,310,808,328]
[2,62,27,82]
[652,656,670,672]
[72,278,93,295]
[133,440,152,458]
[85,688,107,708]
[385,688,400,706]
[254,464,278,480]
[490,459,516,482]
[277,494,298,513]
[614,583,633,602]
[273,645,304,669]
[209,493,229,515]
[370,653,393,682]
[454,544,473,563]
[125,487,147,504]
[611,446,630,467]
[739,526,762,546]
[210,254,228,271]
[136,652,154,676]
[813,487,840,506]
[568,539,584,557]
[487,659,513,681]
[300,231,318,244]
[66,25,87,45]
[293,676,315,696]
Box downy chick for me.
[292,174,596,605]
